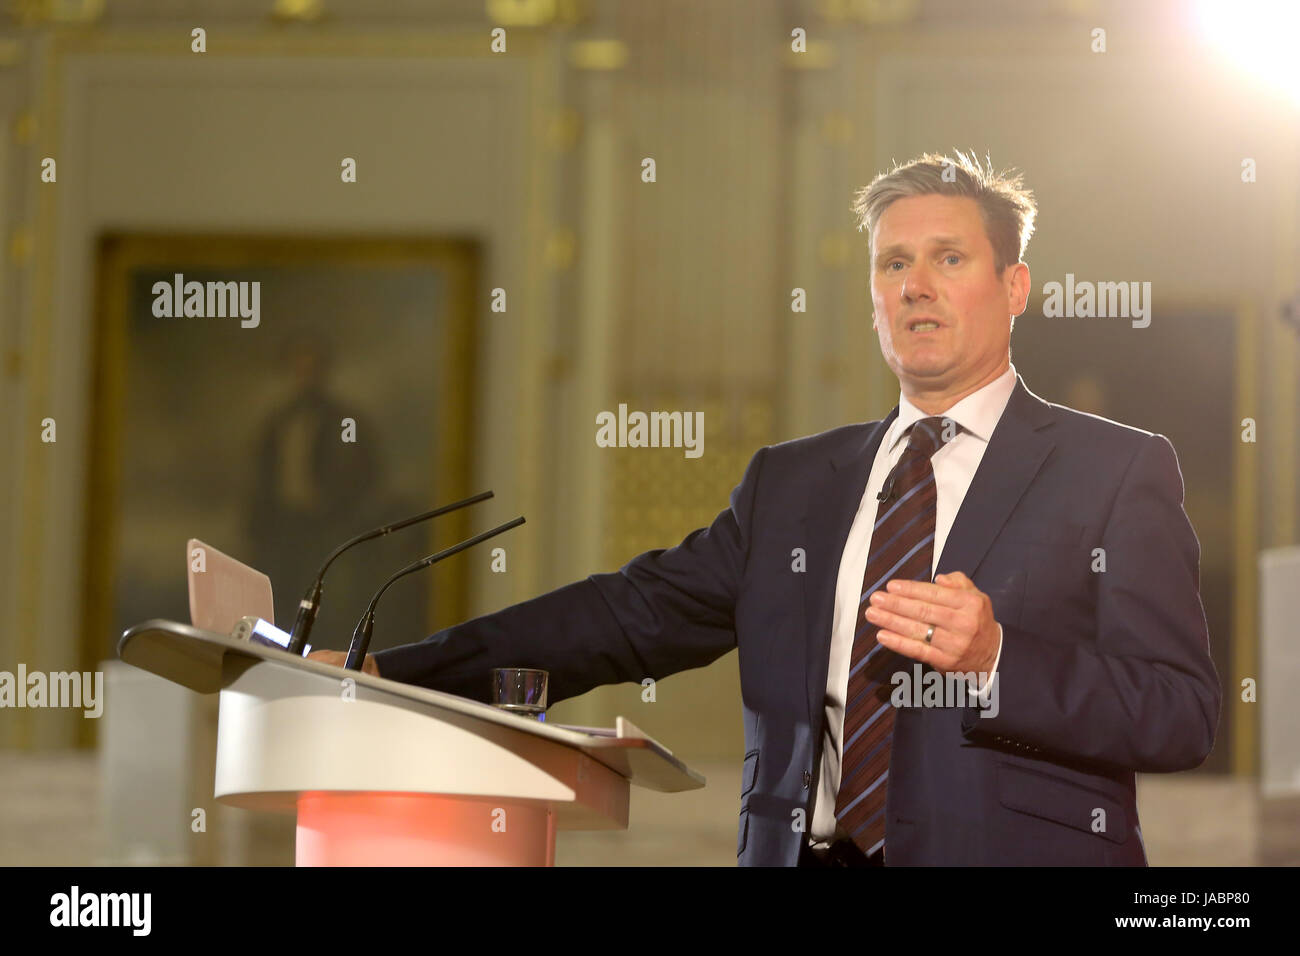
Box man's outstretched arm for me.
[361,446,768,705]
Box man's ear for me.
[1007,262,1031,316]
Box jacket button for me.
[802,770,811,789]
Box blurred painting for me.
[83,236,478,669]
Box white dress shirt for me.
[809,362,1017,850]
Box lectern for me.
[117,620,705,866]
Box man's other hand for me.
[307,649,380,677]
[864,571,1001,676]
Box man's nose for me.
[902,263,936,302]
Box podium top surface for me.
[118,619,705,793]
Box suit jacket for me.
[373,374,1222,866]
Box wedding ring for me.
[924,626,935,644]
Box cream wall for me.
[0,33,572,748]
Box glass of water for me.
[491,668,549,720]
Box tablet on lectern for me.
[186,538,276,636]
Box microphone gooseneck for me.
[285,490,495,655]
[344,515,526,672]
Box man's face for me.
[870,194,1029,404]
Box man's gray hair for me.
[851,149,1037,274]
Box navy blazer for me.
[373,375,1222,866]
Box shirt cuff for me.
[965,623,1003,701]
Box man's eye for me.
[944,254,961,265]
[887,261,904,271]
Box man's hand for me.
[306,649,380,677]
[863,571,1000,676]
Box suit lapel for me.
[799,375,1057,733]
[933,375,1057,579]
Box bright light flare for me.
[1195,0,1300,108]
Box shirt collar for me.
[887,361,1018,453]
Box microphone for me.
[876,467,898,502]
[285,491,495,655]
[344,515,526,671]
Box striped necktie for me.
[834,415,955,858]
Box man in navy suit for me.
[314,151,1220,866]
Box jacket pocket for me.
[995,760,1128,844]
[737,809,750,857]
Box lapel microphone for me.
[876,466,899,502]
[877,416,959,502]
